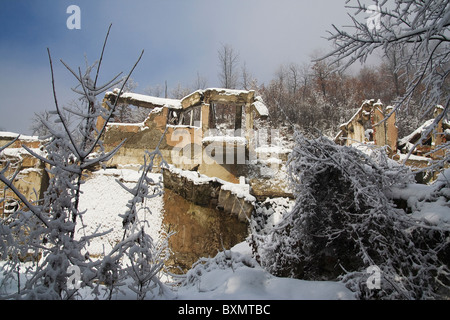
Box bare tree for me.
[218,44,239,89]
[29,110,54,137]
[143,83,164,98]
[114,78,139,123]
[241,61,257,91]
[194,71,208,90]
[287,63,300,96]
[318,0,449,167]
[170,83,191,99]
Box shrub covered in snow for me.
[250,133,449,299]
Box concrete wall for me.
[335,99,398,157]
[0,134,48,216]
[100,89,269,183]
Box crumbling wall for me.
[0,133,48,216]
[336,100,448,171]
[162,188,248,272]
[161,164,254,271]
[335,99,398,157]
[162,165,255,221]
[397,105,449,166]
[100,88,270,184]
[102,106,199,169]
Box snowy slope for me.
[173,242,354,300]
[3,167,448,300]
[76,169,164,257]
[75,169,354,300]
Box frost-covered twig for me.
[0,25,147,300]
[251,133,449,299]
[317,0,449,167]
[112,126,173,299]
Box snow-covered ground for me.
[76,167,450,300]
[2,166,449,300]
[0,168,355,300]
[172,242,354,300]
[76,168,164,257]
[75,168,354,300]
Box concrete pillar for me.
[201,103,210,133]
[244,103,253,142]
[235,105,242,135]
[385,106,398,157]
[431,105,445,160]
[95,97,111,134]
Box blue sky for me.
[0,0,358,134]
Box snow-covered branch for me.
[251,133,449,299]
[318,0,449,161]
[0,25,153,300]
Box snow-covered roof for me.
[398,119,435,147]
[186,88,252,98]
[107,89,182,109]
[0,131,40,141]
[181,88,269,117]
[252,96,269,117]
[105,87,269,119]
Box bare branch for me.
[94,24,112,89]
[0,135,19,152]
[47,48,82,158]
[0,173,49,228]
[86,49,144,156]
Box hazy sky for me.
[0,0,366,135]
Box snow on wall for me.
[0,147,46,160]
[181,88,269,117]
[221,181,256,203]
[108,89,182,109]
[202,136,248,145]
[167,164,256,203]
[187,88,252,97]
[0,131,40,141]
[252,96,269,117]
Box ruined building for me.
[95,87,292,269]
[1,92,447,269]
[96,87,290,212]
[98,88,269,181]
[2,95,448,218]
[335,99,398,157]
[397,105,449,164]
[0,133,48,217]
[335,99,449,169]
